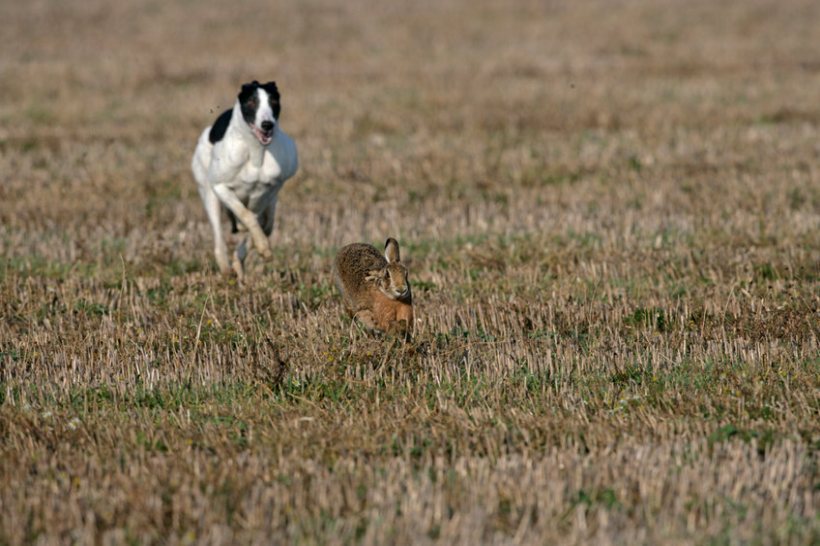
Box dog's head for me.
[238,80,281,146]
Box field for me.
[1,0,818,544]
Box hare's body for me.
[334,243,386,310]
[370,291,414,333]
[334,239,413,336]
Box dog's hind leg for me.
[232,236,248,281]
[261,200,277,237]
[201,186,231,274]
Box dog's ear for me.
[238,81,260,102]
[238,85,253,103]
[261,81,279,97]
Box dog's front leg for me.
[212,184,272,258]
[202,186,231,274]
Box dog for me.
[191,80,298,278]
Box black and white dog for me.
[191,80,298,278]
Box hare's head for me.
[367,238,411,301]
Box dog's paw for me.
[216,257,232,275]
[231,257,246,281]
[255,240,272,258]
[214,244,231,274]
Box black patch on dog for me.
[225,207,240,234]
[261,81,281,119]
[239,81,261,125]
[208,109,233,144]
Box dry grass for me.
[1,0,818,544]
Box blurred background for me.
[1,0,817,260]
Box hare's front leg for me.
[354,310,380,332]
[387,319,412,339]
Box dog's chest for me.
[237,149,282,185]
[223,150,283,201]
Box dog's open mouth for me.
[251,125,273,145]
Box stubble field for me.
[0,0,818,544]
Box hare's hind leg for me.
[354,310,380,333]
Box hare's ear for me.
[384,238,400,263]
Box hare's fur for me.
[333,238,413,335]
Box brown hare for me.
[333,238,414,337]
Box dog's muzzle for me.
[252,121,274,145]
